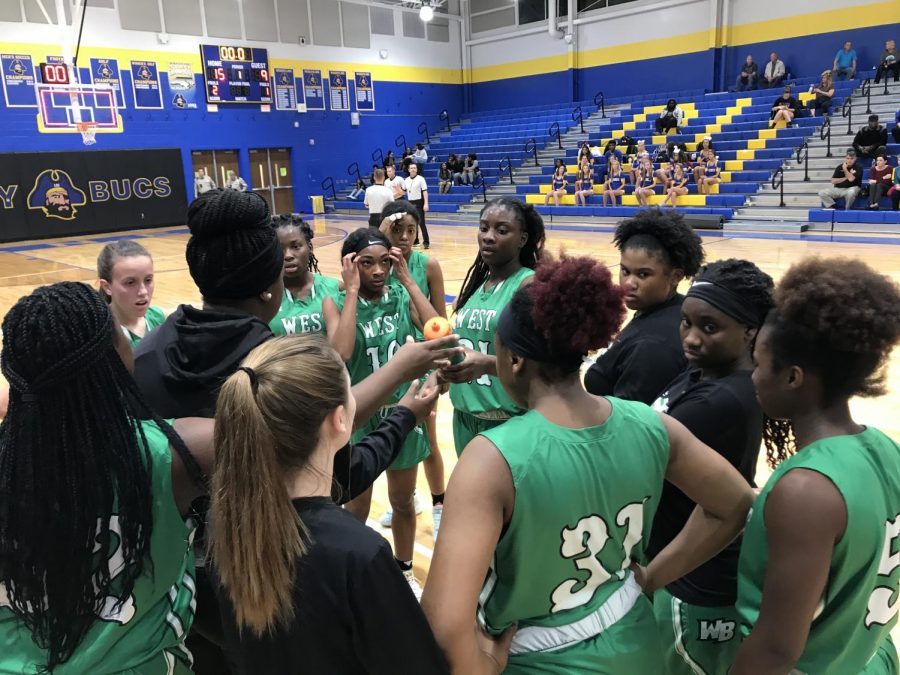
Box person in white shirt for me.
[194,168,216,197]
[225,171,247,192]
[385,164,406,199]
[404,163,430,249]
[761,52,786,88]
[364,168,394,228]
[413,143,428,168]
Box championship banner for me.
[1,54,37,107]
[0,149,188,242]
[302,69,324,111]
[274,68,296,111]
[328,70,349,111]
[130,60,163,109]
[354,72,374,112]
[167,62,197,109]
[90,57,124,108]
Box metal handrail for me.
[395,133,407,150]
[321,176,336,201]
[842,97,852,136]
[820,116,832,158]
[549,121,562,150]
[499,156,515,185]
[861,79,872,114]
[473,172,488,202]
[417,121,430,144]
[372,148,384,166]
[439,109,452,132]
[572,105,584,134]
[771,166,785,208]
[525,138,539,166]
[594,91,605,118]
[795,142,809,182]
[347,162,362,184]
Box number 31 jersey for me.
[737,426,900,674]
[478,398,669,634]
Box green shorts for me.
[503,595,663,674]
[653,587,740,675]
[863,636,899,675]
[452,409,508,457]
[353,406,430,471]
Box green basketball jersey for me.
[389,251,432,341]
[478,399,670,636]
[125,306,165,349]
[269,274,340,337]
[449,267,533,415]
[0,421,197,674]
[737,427,900,674]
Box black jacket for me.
[854,125,888,148]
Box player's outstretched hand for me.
[398,373,441,425]
[476,622,517,674]
[392,335,462,381]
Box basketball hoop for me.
[76,121,97,146]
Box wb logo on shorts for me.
[697,619,736,642]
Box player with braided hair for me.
[423,256,754,674]
[585,209,705,405]
[268,213,339,337]
[733,258,900,675]
[0,281,212,674]
[645,258,793,675]
[441,198,546,456]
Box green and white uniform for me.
[389,250,432,340]
[124,306,165,348]
[269,274,340,337]
[737,427,900,675]
[449,266,533,456]
[337,285,430,470]
[0,421,197,674]
[478,398,670,673]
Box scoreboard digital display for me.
[201,44,271,104]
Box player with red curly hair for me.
[732,258,900,675]
[423,256,754,675]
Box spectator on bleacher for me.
[770,86,799,128]
[438,163,453,194]
[225,170,247,192]
[545,160,568,207]
[893,110,900,144]
[807,71,835,118]
[602,157,627,207]
[401,147,414,175]
[875,40,898,84]
[369,163,379,184]
[760,52,785,88]
[832,41,857,80]
[634,156,657,207]
[349,178,366,200]
[619,135,637,157]
[575,160,595,206]
[692,148,713,185]
[662,164,689,207]
[853,115,888,158]
[699,155,721,195]
[461,153,479,185]
[384,150,395,170]
[577,142,594,167]
[630,139,648,161]
[735,55,759,91]
[867,155,893,209]
[655,99,684,134]
[413,143,428,168]
[385,164,406,199]
[656,157,677,187]
[631,151,649,186]
[601,141,624,181]
[818,149,862,209]
[448,153,464,185]
[404,163,430,249]
[364,168,394,228]
[194,168,216,197]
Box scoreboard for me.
[201,44,271,104]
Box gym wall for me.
[0,0,464,217]
[465,0,899,111]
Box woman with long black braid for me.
[0,281,213,674]
[441,198,546,456]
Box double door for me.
[190,150,239,195]
[249,148,294,214]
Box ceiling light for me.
[419,4,434,22]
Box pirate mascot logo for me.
[27,169,87,221]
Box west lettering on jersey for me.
[455,307,497,333]
[698,619,736,642]
[281,313,324,335]
[361,312,399,340]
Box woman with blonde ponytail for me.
[211,335,448,674]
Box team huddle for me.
[0,188,898,675]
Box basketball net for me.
[76,121,97,146]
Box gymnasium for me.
[0,0,899,674]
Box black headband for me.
[687,280,764,327]
[496,303,584,372]
[351,237,389,255]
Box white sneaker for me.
[432,504,443,542]
[379,493,425,528]
[403,568,423,601]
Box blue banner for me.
[90,57,124,108]
[130,60,162,109]
[295,74,306,111]
[274,68,296,111]
[1,54,37,107]
[302,69,324,111]
[328,70,349,111]
[167,62,197,110]
[354,71,374,112]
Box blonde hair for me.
[211,335,348,636]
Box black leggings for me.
[411,198,429,246]
[655,116,678,134]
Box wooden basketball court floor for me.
[1,214,899,586]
